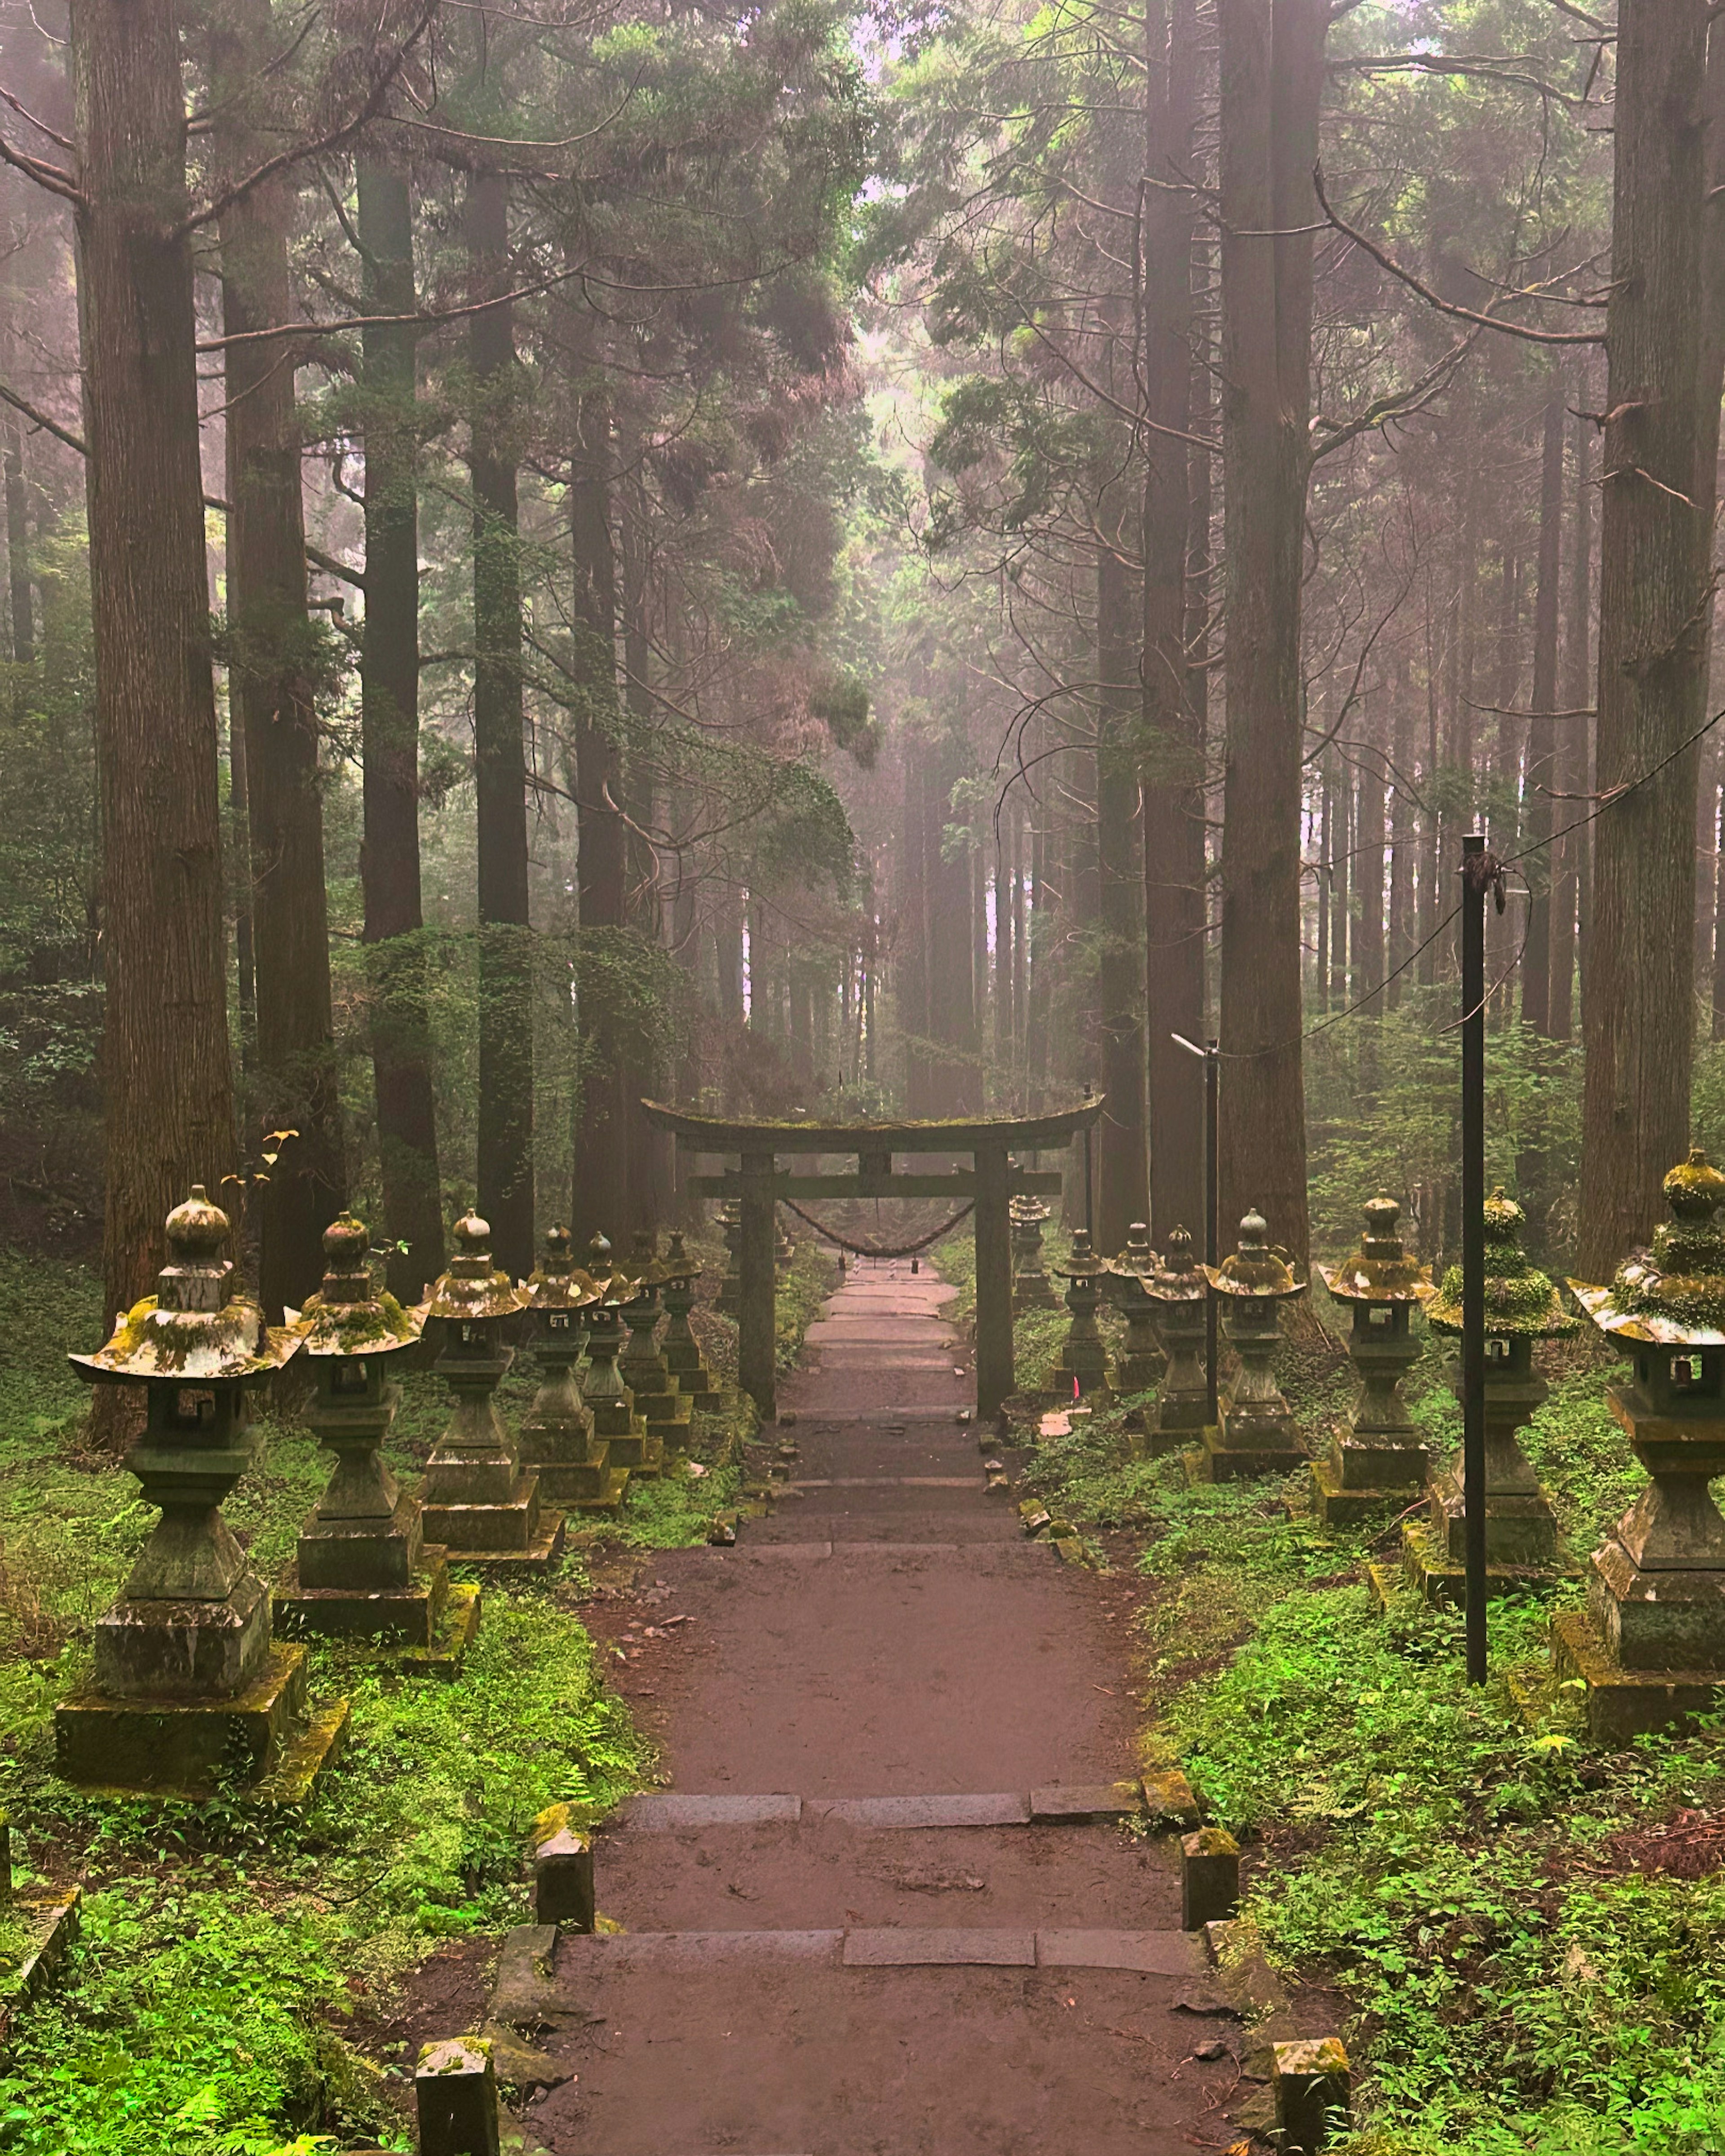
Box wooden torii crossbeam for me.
[639,1098,1106,1422]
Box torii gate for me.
[639,1098,1106,1423]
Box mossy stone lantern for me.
[661,1230,723,1412]
[521,1226,627,1516]
[1560,1149,1725,1737]
[275,1215,477,1662]
[620,1228,690,1455]
[419,1213,564,1569]
[1142,1225,1210,1454]
[582,1234,658,1475]
[1199,1210,1308,1481]
[1313,1197,1435,1530]
[1011,1197,1057,1312]
[1050,1228,1113,1400]
[56,1189,347,1797]
[1402,1189,1568,1601]
[716,1202,743,1317]
[1108,1224,1168,1395]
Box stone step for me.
[545,1926,1202,1974]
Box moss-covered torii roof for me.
[638,1096,1106,1155]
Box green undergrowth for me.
[1012,1283,1725,2156]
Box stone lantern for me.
[620,1229,690,1457]
[1402,1188,1569,1600]
[275,1215,478,1663]
[1312,1197,1435,1529]
[1200,1209,1308,1481]
[1051,1229,1112,1399]
[775,1213,796,1273]
[56,1188,346,1796]
[1561,1149,1725,1737]
[419,1213,564,1569]
[1141,1225,1211,1454]
[1011,1197,1058,1312]
[661,1230,723,1412]
[1108,1224,1167,1395]
[521,1226,627,1516]
[716,1202,743,1317]
[582,1234,657,1476]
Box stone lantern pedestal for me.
[716,1202,742,1317]
[1199,1210,1307,1481]
[419,1215,564,1570]
[1011,1198,1058,1312]
[1560,1150,1725,1738]
[1109,1224,1168,1396]
[583,1236,659,1476]
[620,1230,690,1458]
[274,1216,478,1669]
[1401,1191,1566,1601]
[1314,1198,1433,1529]
[1142,1227,1210,1455]
[661,1231,724,1411]
[521,1227,628,1516]
[1049,1230,1112,1400]
[56,1189,348,1798]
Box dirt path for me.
[528,1258,1235,2156]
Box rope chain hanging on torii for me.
[778,1197,975,1260]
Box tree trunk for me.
[1097,479,1148,1250]
[218,16,346,1317]
[467,172,534,1278]
[1329,750,1350,1010]
[71,0,236,1354]
[1522,396,1564,1035]
[1578,0,1720,1276]
[1487,545,1521,1012]
[4,411,31,672]
[1356,730,1385,1010]
[1388,667,1415,1010]
[358,159,443,1300]
[1550,393,1592,1039]
[1216,0,1324,1263]
[1316,762,1331,1009]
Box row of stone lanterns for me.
[55,1192,725,1798]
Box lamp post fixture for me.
[1108,1223,1167,1395]
[419,1213,565,1570]
[619,1228,690,1458]
[581,1234,656,1475]
[1403,1188,1569,1601]
[1140,1225,1210,1455]
[1562,1149,1725,1737]
[1050,1228,1113,1401]
[521,1226,627,1516]
[660,1230,724,1412]
[56,1188,347,1797]
[1313,1197,1435,1531]
[1199,1209,1308,1481]
[1010,1197,1057,1312]
[275,1214,478,1666]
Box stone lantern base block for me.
[1197,1411,1308,1482]
[56,1640,347,1798]
[641,1392,693,1446]
[1427,1467,1561,1573]
[606,1426,665,1476]
[1552,1608,1725,1743]
[1013,1282,1059,1312]
[276,1544,457,1648]
[1587,1542,1725,1670]
[1115,1352,1164,1395]
[1311,1438,1429,1528]
[92,1571,271,1701]
[295,1492,426,1593]
[1398,1521,1562,1604]
[532,1449,631,1510]
[420,1495,567,1573]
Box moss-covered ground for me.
[942,1222,1725,2156]
[0,1233,831,2155]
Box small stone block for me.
[1035,1929,1202,1975]
[1202,1918,1234,1965]
[1551,1608,1725,1743]
[1181,1827,1240,1930]
[1273,2036,1350,2155]
[488,1925,561,2028]
[813,1793,1028,1829]
[1141,1769,1201,1829]
[1018,1499,1052,1536]
[1029,1782,1144,1825]
[416,2036,501,2156]
[529,1807,594,1933]
[1053,1536,1087,1566]
[842,1927,1035,1967]
[618,1792,802,1829]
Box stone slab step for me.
[615,1789,1145,1832]
[788,1477,982,1489]
[550,1927,1203,1975]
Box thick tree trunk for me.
[5,412,31,672]
[467,171,534,1278]
[218,17,346,1317]
[1216,0,1324,1263]
[1487,545,1522,1008]
[1097,482,1147,1250]
[1356,733,1385,1008]
[1522,396,1564,1035]
[1316,764,1331,1009]
[1579,0,1721,1276]
[71,0,236,1350]
[1550,395,1592,1039]
[359,160,443,1299]
[1329,751,1350,1009]
[1388,668,1415,1010]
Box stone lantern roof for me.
[661,1229,702,1284]
[584,1232,635,1303]
[1317,1197,1435,1308]
[1428,1188,1576,1339]
[1109,1223,1158,1282]
[1205,1209,1306,1302]
[1052,1227,1109,1282]
[626,1229,676,1290]
[425,1213,527,1324]
[1142,1224,1208,1304]
[522,1225,603,1313]
[296,1214,424,1357]
[71,1186,301,1382]
[1570,1148,1725,1347]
